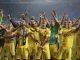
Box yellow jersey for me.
[28,27,40,45]
[39,27,51,44]
[59,28,76,48]
[16,27,29,47]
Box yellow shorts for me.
[58,46,72,60]
[28,42,36,55]
[4,41,15,57]
[16,46,28,59]
[35,43,50,59]
[10,41,15,56]
[50,44,58,58]
[4,43,10,57]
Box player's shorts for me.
[4,43,10,57]
[4,40,15,57]
[35,43,50,59]
[10,40,15,56]
[50,43,58,58]
[16,46,28,59]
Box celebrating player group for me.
[0,9,80,60]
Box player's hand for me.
[55,34,59,38]
[21,12,27,20]
[51,9,56,16]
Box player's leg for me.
[10,40,15,60]
[4,43,10,60]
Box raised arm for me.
[51,9,59,23]
[7,14,18,28]
[21,13,31,28]
[43,11,50,27]
[61,12,67,25]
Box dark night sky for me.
[0,0,80,21]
